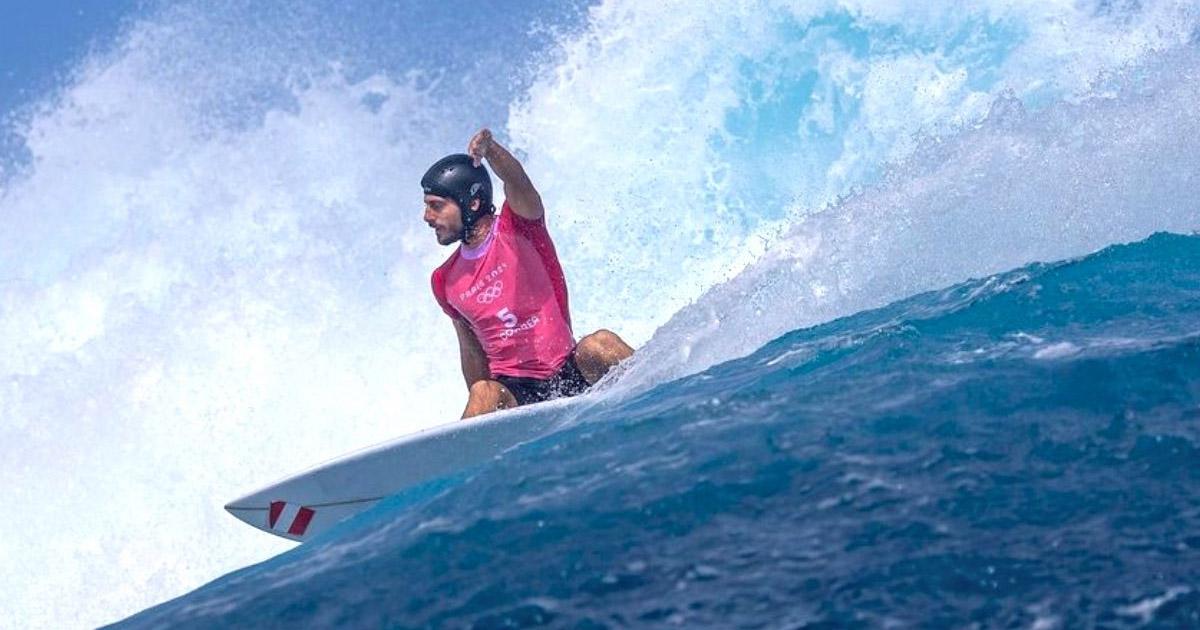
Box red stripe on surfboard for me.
[269,501,285,528]
[288,507,315,536]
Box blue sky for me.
[0,1,138,118]
[0,0,597,162]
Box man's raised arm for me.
[467,128,544,221]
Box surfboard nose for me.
[224,489,276,535]
[224,503,265,529]
[224,496,324,542]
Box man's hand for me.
[465,128,545,220]
[467,128,495,167]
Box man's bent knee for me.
[580,329,623,352]
[463,379,517,419]
[468,379,502,399]
[574,329,634,385]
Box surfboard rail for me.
[225,398,578,542]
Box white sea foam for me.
[1033,342,1082,360]
[0,14,470,629]
[510,0,1200,348]
[618,46,1200,389]
[1116,586,1191,624]
[1,1,1198,628]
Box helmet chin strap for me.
[457,198,496,244]
[457,182,487,243]
[458,201,479,244]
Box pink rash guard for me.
[431,201,576,379]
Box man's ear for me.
[470,199,481,212]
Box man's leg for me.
[462,379,519,419]
[574,329,634,385]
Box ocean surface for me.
[113,233,1200,628]
[1,1,1198,627]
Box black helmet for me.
[421,154,494,242]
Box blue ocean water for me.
[113,232,1200,628]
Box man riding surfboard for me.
[425,129,634,418]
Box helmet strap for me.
[458,200,495,244]
[458,196,477,244]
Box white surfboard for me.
[225,400,576,542]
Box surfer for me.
[424,129,634,418]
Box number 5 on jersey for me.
[497,307,518,329]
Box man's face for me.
[423,194,462,246]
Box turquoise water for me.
[114,233,1200,628]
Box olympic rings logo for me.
[476,280,504,304]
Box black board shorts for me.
[495,352,591,407]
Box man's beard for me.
[437,228,461,246]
